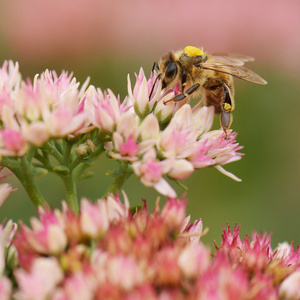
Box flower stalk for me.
[15,156,47,208]
[104,162,133,197]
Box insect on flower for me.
[149,46,267,136]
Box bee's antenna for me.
[152,61,159,73]
[149,73,161,100]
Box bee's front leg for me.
[163,83,200,104]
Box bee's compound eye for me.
[165,62,177,81]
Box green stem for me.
[103,163,133,197]
[43,141,64,164]
[61,172,79,214]
[72,142,105,180]
[15,157,47,208]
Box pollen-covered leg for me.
[203,78,235,138]
[220,83,234,137]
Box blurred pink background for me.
[0,0,299,71]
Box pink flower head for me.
[279,271,300,300]
[0,183,16,207]
[0,88,14,120]
[181,218,204,244]
[0,60,21,93]
[15,79,44,122]
[87,87,127,133]
[39,70,81,106]
[158,105,198,159]
[152,247,182,286]
[201,130,243,165]
[160,197,187,229]
[16,207,67,259]
[178,243,210,279]
[63,270,96,300]
[80,198,109,239]
[128,68,160,117]
[0,128,28,158]
[198,253,248,300]
[15,257,63,300]
[110,112,140,161]
[132,149,176,198]
[0,276,11,300]
[0,220,17,274]
[128,68,180,122]
[119,136,139,157]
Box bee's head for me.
[161,59,178,89]
[149,53,179,100]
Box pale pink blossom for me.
[0,276,11,300]
[160,197,186,228]
[165,158,194,181]
[201,130,243,165]
[86,87,127,133]
[0,61,19,119]
[128,68,184,124]
[42,89,86,138]
[20,208,67,255]
[127,68,161,117]
[104,192,129,221]
[0,183,15,207]
[132,149,176,198]
[178,243,210,278]
[15,80,44,122]
[107,255,144,291]
[63,271,96,300]
[192,103,215,135]
[279,271,300,300]
[139,113,160,141]
[38,69,82,106]
[20,121,49,147]
[0,128,29,158]
[110,112,140,161]
[0,60,20,93]
[158,105,199,159]
[80,198,109,238]
[15,257,63,300]
[181,218,204,244]
[0,220,17,274]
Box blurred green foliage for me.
[0,49,299,251]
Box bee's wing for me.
[202,62,267,85]
[208,52,255,65]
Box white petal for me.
[214,165,242,182]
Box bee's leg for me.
[164,83,200,104]
[220,83,233,136]
[203,80,234,138]
[149,73,161,100]
[152,61,159,72]
[181,69,187,93]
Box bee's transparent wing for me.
[208,52,255,65]
[202,60,267,85]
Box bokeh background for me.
[0,0,299,249]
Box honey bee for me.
[150,46,267,135]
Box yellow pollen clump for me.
[224,103,232,111]
[184,46,203,57]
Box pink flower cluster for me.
[0,195,297,300]
[0,61,243,198]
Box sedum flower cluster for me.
[0,60,298,299]
[0,195,299,299]
[0,61,242,212]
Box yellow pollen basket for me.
[184,46,203,57]
[224,103,232,111]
